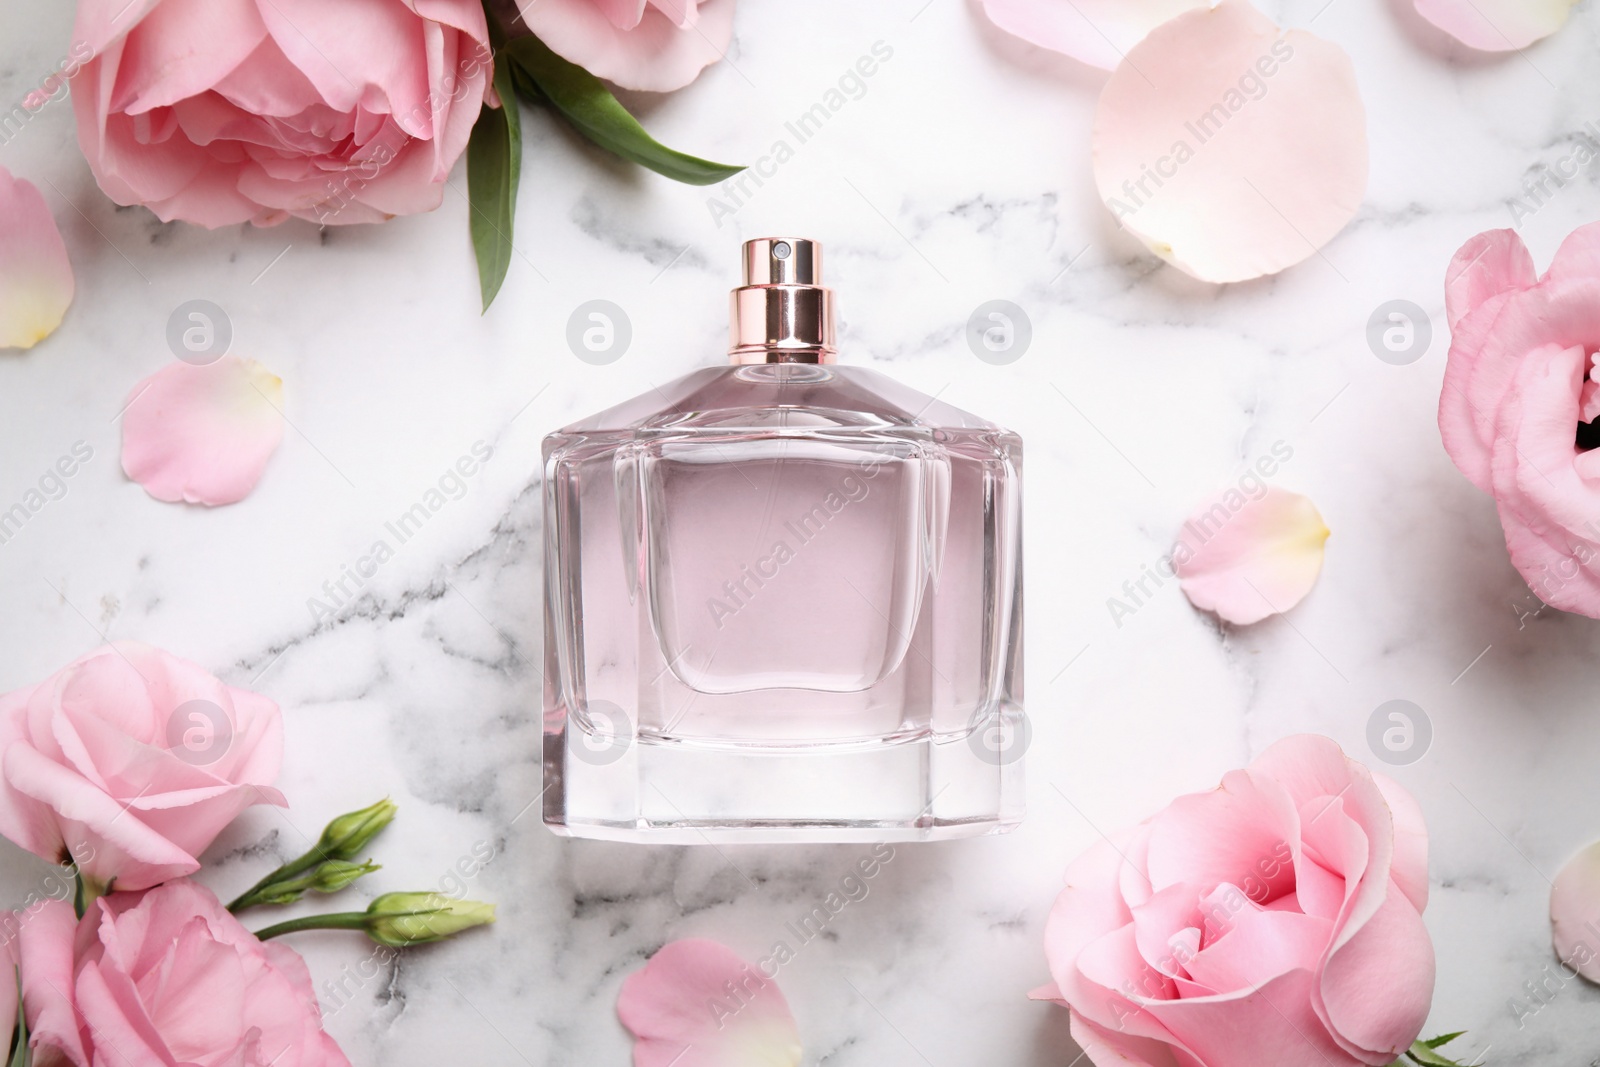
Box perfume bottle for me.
[542,238,1023,842]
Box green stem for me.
[252,911,370,941]
[228,848,333,912]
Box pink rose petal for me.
[1415,0,1576,51]
[0,166,75,350]
[617,939,802,1067]
[1174,487,1329,625]
[1092,0,1367,283]
[1552,840,1600,981]
[121,356,286,506]
[978,0,1213,71]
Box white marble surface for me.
[4,0,1600,1063]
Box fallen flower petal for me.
[1414,0,1576,51]
[1552,840,1600,982]
[618,939,802,1067]
[121,356,286,505]
[0,165,74,350]
[978,0,1212,71]
[1174,486,1330,625]
[1092,0,1367,283]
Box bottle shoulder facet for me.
[545,365,1019,449]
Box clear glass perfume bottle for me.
[542,238,1023,842]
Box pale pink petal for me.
[1184,889,1333,992]
[1545,221,1600,286]
[515,0,735,92]
[597,0,648,31]
[617,940,802,1067]
[1444,228,1535,331]
[1144,768,1299,900]
[978,0,1213,71]
[0,923,14,1058]
[1077,925,1176,1006]
[1436,290,1521,494]
[1552,840,1600,981]
[1091,0,1367,283]
[1173,486,1329,625]
[255,0,432,124]
[1315,883,1435,1064]
[1415,0,1576,51]
[1044,828,1153,1024]
[1372,771,1430,913]
[0,166,75,350]
[120,356,285,506]
[71,0,161,55]
[1068,1012,1177,1067]
[112,0,268,114]
[1128,883,1203,982]
[3,744,202,887]
[18,899,89,1067]
[1028,981,1067,1004]
[1140,970,1361,1067]
[1486,339,1600,615]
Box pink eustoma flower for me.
[1036,735,1434,1067]
[1438,224,1600,617]
[19,880,349,1067]
[0,642,285,892]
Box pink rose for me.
[70,0,493,227]
[19,881,349,1067]
[1038,735,1434,1067]
[0,642,285,892]
[513,0,736,91]
[1439,224,1600,617]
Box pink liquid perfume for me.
[542,238,1023,842]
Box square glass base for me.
[542,718,1023,844]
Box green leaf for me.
[1399,1033,1475,1067]
[467,51,523,312]
[504,35,743,186]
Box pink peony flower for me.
[0,642,285,892]
[512,0,736,92]
[1438,224,1600,617]
[18,880,349,1067]
[1037,735,1434,1067]
[69,0,493,227]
